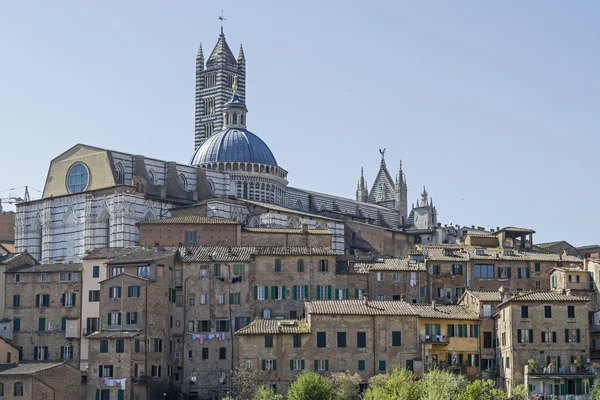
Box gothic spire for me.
[206,30,237,68]
[238,44,245,61]
[197,43,204,61]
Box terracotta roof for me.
[87,330,144,339]
[106,247,177,264]
[0,362,64,375]
[495,227,536,234]
[504,291,589,303]
[354,258,426,272]
[551,266,588,273]
[99,272,153,284]
[420,245,583,263]
[410,304,479,320]
[6,262,82,273]
[235,319,310,335]
[178,246,336,262]
[0,252,32,265]
[82,247,142,260]
[0,243,14,253]
[178,246,255,262]
[255,246,336,256]
[243,227,331,235]
[137,216,238,225]
[467,233,496,238]
[464,289,503,302]
[305,300,415,316]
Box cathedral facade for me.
[15,30,439,263]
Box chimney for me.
[432,300,436,310]
[362,294,369,305]
[301,223,309,234]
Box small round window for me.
[67,163,89,193]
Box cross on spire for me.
[219,10,227,33]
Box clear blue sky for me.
[1,1,599,245]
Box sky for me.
[1,1,599,245]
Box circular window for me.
[66,163,89,193]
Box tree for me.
[252,386,284,400]
[363,368,422,400]
[330,372,361,400]
[421,369,466,400]
[509,384,529,400]
[460,379,506,400]
[592,378,600,400]
[230,368,263,400]
[287,371,333,400]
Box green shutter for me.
[293,286,297,300]
[565,329,569,343]
[108,313,112,325]
[273,360,277,371]
[264,286,269,299]
[61,317,67,331]
[271,286,275,299]
[526,267,530,278]
[327,285,332,300]
[425,324,430,336]
[13,318,20,332]
[507,268,511,278]
[117,312,122,325]
[314,360,318,371]
[316,285,321,300]
[529,329,533,343]
[577,329,581,343]
[345,289,348,299]
[38,317,45,331]
[355,289,359,299]
[301,360,305,370]
[118,390,124,400]
[96,389,100,400]
[135,339,140,353]
[36,294,40,307]
[290,360,294,370]
[262,360,266,370]
[325,360,329,371]
[282,286,286,300]
[305,285,309,300]
[44,346,48,360]
[89,291,93,302]
[497,267,501,278]
[517,268,522,279]
[254,286,257,300]
[474,325,479,338]
[335,288,339,300]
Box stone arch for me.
[288,217,301,228]
[295,200,303,211]
[179,173,188,190]
[207,179,215,195]
[115,162,125,184]
[145,210,156,221]
[248,216,259,228]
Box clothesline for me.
[103,378,126,389]
[188,332,226,344]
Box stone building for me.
[353,256,428,303]
[419,228,584,304]
[0,362,82,400]
[0,252,38,326]
[495,291,592,396]
[236,299,423,394]
[2,263,82,369]
[0,209,15,251]
[177,245,338,398]
[85,247,176,400]
[236,300,482,393]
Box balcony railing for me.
[529,364,596,376]
[530,395,590,400]
[421,334,449,344]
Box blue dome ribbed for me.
[191,128,278,166]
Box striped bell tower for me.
[194,29,246,150]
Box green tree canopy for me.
[460,379,506,400]
[287,371,333,400]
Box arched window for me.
[295,200,303,211]
[115,163,125,184]
[148,170,156,185]
[14,382,23,397]
[178,173,187,190]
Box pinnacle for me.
[238,44,245,60]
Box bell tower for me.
[194,28,246,150]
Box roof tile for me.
[236,319,310,335]
[137,216,238,225]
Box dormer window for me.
[411,254,424,262]
[444,249,453,257]
[504,250,514,256]
[476,249,485,256]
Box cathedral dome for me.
[190,128,278,166]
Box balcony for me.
[529,395,589,400]
[132,375,150,385]
[528,364,596,378]
[421,334,449,345]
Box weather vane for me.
[219,10,227,33]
